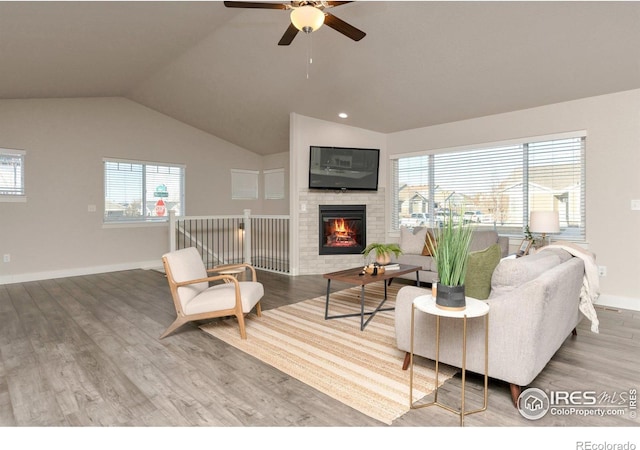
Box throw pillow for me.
[464,243,502,300]
[400,226,428,255]
[422,230,437,256]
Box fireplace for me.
[319,205,366,255]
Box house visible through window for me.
[391,134,586,241]
[0,148,26,201]
[104,158,185,223]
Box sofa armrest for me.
[483,257,584,384]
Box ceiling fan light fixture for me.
[290,5,325,33]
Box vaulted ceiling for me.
[2,1,639,155]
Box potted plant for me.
[362,243,402,265]
[427,209,474,310]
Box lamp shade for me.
[291,5,325,33]
[529,211,560,234]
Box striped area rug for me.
[200,283,456,425]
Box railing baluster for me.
[169,212,290,274]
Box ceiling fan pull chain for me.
[306,33,313,79]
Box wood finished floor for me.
[0,268,638,429]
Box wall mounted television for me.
[308,146,380,191]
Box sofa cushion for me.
[400,226,428,255]
[465,243,502,300]
[398,253,436,271]
[490,251,564,298]
[469,230,500,252]
[536,246,574,263]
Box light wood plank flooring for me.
[0,269,638,429]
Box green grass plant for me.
[427,210,474,286]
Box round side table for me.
[409,294,489,426]
[215,266,245,283]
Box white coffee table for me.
[409,294,489,426]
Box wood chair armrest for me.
[207,263,258,281]
[208,263,245,271]
[174,274,239,287]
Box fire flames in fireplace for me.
[326,218,358,247]
[319,205,366,255]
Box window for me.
[0,148,25,201]
[392,134,586,241]
[264,168,285,200]
[231,169,259,200]
[104,158,184,223]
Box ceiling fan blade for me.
[278,23,299,46]
[223,1,288,9]
[323,12,366,41]
[324,2,353,7]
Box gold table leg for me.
[409,306,489,427]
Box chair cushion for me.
[184,281,264,315]
[163,247,208,307]
[464,244,502,300]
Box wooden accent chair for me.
[161,247,263,339]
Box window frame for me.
[391,132,586,242]
[0,148,26,202]
[103,157,185,225]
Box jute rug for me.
[200,283,456,425]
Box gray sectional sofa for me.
[394,227,510,285]
[394,248,590,405]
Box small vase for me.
[436,284,466,311]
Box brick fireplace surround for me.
[296,188,386,275]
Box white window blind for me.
[104,158,184,223]
[392,136,586,241]
[264,168,285,200]
[0,149,25,200]
[231,169,259,200]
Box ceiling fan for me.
[223,1,366,46]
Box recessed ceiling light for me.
[338,112,348,119]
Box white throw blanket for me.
[539,242,600,333]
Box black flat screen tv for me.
[308,146,380,191]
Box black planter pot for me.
[436,284,466,311]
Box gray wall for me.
[387,89,640,310]
[0,97,277,282]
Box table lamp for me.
[529,211,560,246]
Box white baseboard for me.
[595,294,640,312]
[0,260,163,285]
